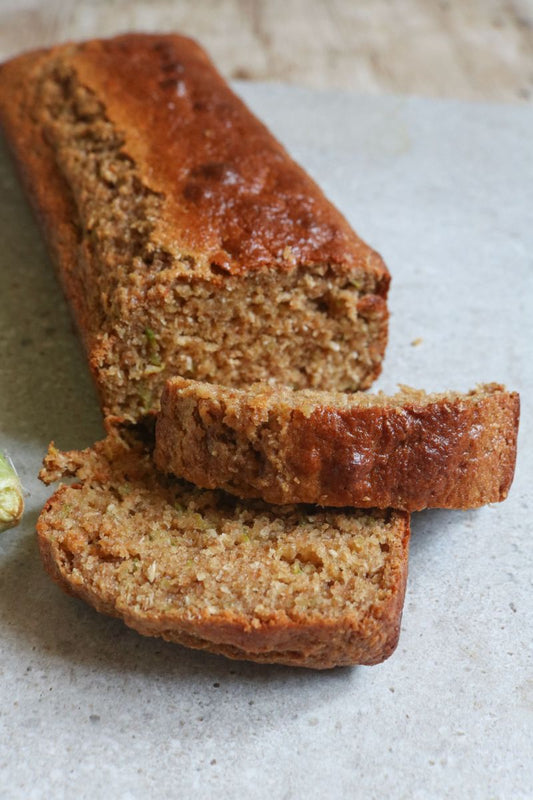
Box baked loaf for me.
[0,33,389,423]
[155,379,520,511]
[37,433,410,669]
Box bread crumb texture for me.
[37,434,409,669]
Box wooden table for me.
[1,0,532,103]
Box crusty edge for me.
[155,381,520,511]
[36,486,409,670]
[0,49,117,419]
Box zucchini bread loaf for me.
[37,433,410,669]
[0,34,389,423]
[155,379,520,510]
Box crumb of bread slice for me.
[37,433,410,669]
[155,379,520,511]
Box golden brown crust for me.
[0,34,389,420]
[155,380,520,511]
[36,436,410,669]
[0,49,94,356]
[32,33,387,279]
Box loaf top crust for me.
[0,33,389,282]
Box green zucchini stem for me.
[0,452,24,532]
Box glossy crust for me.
[0,34,389,277]
[36,437,410,670]
[155,379,520,511]
[0,34,390,420]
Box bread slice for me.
[0,34,389,423]
[37,433,410,669]
[155,379,519,511]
